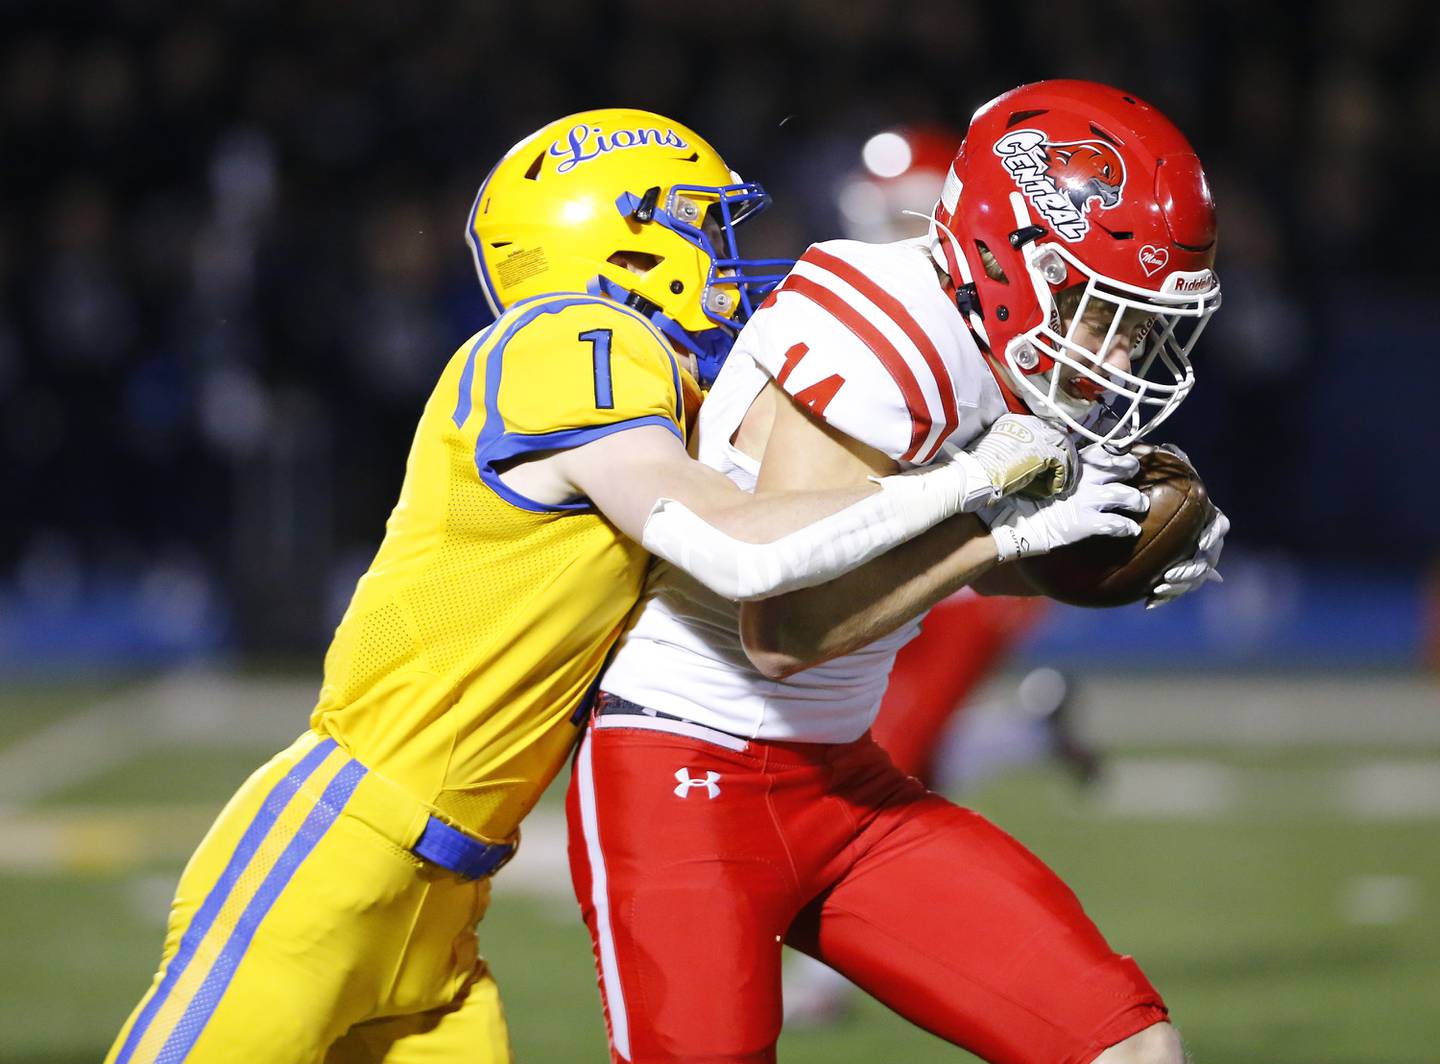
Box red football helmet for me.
[836,126,962,243]
[931,80,1221,445]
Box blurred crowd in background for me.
[3,0,1437,663]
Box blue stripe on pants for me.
[156,758,368,1062]
[114,738,338,1064]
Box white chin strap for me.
[907,201,991,347]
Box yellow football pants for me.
[105,731,513,1063]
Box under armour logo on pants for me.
[673,768,721,799]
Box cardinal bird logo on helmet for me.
[992,129,1127,242]
[1049,141,1125,212]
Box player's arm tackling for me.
[738,390,1004,679]
[544,424,1000,602]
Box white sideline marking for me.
[496,808,570,896]
[1093,758,1239,818]
[4,673,1438,881]
[0,805,220,872]
[1339,875,1421,926]
[1341,762,1440,820]
[0,691,157,810]
[0,669,311,810]
[1018,674,1440,748]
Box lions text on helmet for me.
[931,80,1222,446]
[548,123,689,174]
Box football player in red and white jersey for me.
[566,80,1228,1064]
[837,124,1095,791]
[784,123,1100,1029]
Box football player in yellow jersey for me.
[106,108,1078,1063]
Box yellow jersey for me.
[311,292,695,843]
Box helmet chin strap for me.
[651,314,733,389]
[903,208,992,347]
[587,274,734,389]
[900,208,1038,417]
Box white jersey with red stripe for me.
[599,237,1010,742]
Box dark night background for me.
[2,0,1437,668]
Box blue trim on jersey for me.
[451,328,492,429]
[156,757,368,1062]
[465,294,682,512]
[113,738,339,1064]
[571,646,615,725]
[668,344,683,426]
[476,414,682,514]
[452,294,560,429]
[477,296,603,446]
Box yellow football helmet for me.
[467,108,789,386]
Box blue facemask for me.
[605,183,794,388]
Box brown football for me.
[1016,446,1213,608]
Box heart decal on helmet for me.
[1138,244,1170,277]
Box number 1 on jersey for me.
[580,329,614,409]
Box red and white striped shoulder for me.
[743,239,995,464]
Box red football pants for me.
[872,591,1048,782]
[566,717,1164,1064]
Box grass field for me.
[1,672,1437,1063]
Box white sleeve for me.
[639,448,995,602]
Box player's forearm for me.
[640,451,998,603]
[967,563,1042,597]
[738,512,999,679]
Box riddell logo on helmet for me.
[549,124,689,174]
[1162,272,1215,296]
[993,130,1126,242]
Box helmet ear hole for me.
[607,251,663,275]
[974,241,1009,284]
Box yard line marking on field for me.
[0,688,158,810]
[4,674,1438,880]
[1339,874,1421,926]
[0,805,221,872]
[486,808,569,896]
[1092,757,1240,818]
[1340,761,1440,820]
[7,753,1440,879]
[0,800,580,895]
[0,670,313,811]
[1061,675,1440,748]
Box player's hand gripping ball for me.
[1017,444,1215,608]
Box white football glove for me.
[982,444,1147,562]
[1147,504,1228,608]
[964,413,1079,501]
